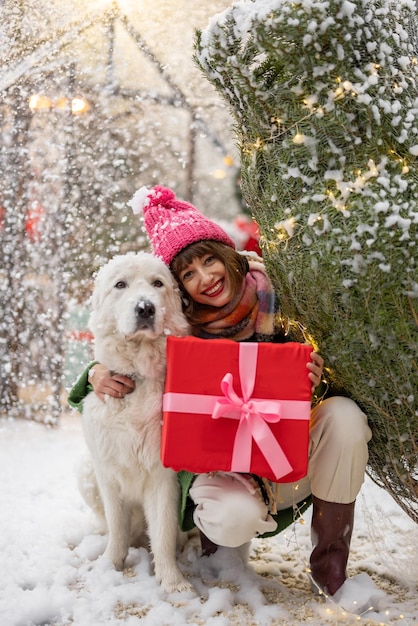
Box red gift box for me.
[161,336,312,482]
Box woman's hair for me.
[170,240,249,316]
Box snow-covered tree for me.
[195,0,418,522]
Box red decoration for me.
[161,337,312,482]
[25,201,43,242]
[234,215,262,256]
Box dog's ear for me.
[88,267,109,335]
[91,283,103,313]
[88,309,97,335]
[90,263,110,313]
[165,281,190,337]
[168,309,190,337]
[88,289,103,335]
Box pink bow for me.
[211,343,293,479]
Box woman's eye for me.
[114,280,127,289]
[153,279,164,288]
[205,255,216,265]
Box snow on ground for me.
[0,412,417,626]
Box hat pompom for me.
[127,186,151,215]
[151,185,176,205]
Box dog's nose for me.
[135,300,155,320]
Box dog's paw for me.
[103,547,126,571]
[157,566,195,595]
[162,577,196,595]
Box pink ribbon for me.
[163,343,310,479]
[211,343,293,478]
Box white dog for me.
[79,252,193,593]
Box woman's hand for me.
[306,351,324,393]
[89,363,136,402]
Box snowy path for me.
[0,414,417,626]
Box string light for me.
[71,97,90,114]
[275,230,289,241]
[274,216,297,238]
[28,94,90,114]
[242,137,264,156]
[28,94,52,110]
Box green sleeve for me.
[67,361,98,413]
[263,495,312,538]
[177,470,197,532]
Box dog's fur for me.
[79,252,193,593]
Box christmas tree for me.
[195,0,418,522]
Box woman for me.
[69,186,372,602]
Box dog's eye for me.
[152,280,164,288]
[114,281,127,289]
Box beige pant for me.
[190,396,371,546]
[276,395,372,508]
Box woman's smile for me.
[202,278,225,297]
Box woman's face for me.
[178,254,233,307]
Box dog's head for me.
[89,252,189,342]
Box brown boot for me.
[309,496,355,596]
[199,530,218,557]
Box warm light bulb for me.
[71,97,90,114]
[54,97,68,110]
[28,94,52,110]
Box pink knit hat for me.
[128,185,236,266]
